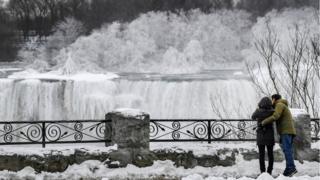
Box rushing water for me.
[0,70,259,120]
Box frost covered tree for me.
[46,17,85,66]
[245,8,320,117]
[45,10,252,73]
[18,17,84,70]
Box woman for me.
[252,97,275,175]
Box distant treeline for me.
[0,0,318,62]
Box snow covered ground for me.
[151,142,282,156]
[182,173,320,180]
[0,141,318,157]
[311,141,320,149]
[0,158,318,180]
[0,144,117,157]
[0,142,319,179]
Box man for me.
[260,94,297,177]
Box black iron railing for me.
[150,119,257,143]
[0,118,318,147]
[150,118,320,143]
[0,120,111,147]
[311,118,319,141]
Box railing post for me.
[42,122,46,148]
[105,114,112,147]
[208,120,211,144]
[311,118,320,141]
[105,119,111,147]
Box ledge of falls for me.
[0,69,258,121]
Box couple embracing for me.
[252,94,297,177]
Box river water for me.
[0,69,259,121]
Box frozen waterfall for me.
[0,76,259,121]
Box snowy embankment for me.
[0,158,318,180]
[150,142,281,157]
[0,142,319,179]
[0,141,318,158]
[311,141,320,149]
[183,173,319,180]
[0,144,117,157]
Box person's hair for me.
[271,94,281,101]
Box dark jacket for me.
[261,99,296,135]
[252,97,275,146]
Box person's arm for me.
[251,109,262,130]
[251,109,258,120]
[261,103,285,125]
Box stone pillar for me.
[291,109,319,162]
[105,109,155,167]
[106,109,149,150]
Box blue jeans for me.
[281,134,296,170]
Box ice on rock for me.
[8,70,119,81]
[110,161,120,166]
[113,108,146,118]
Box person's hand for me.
[258,122,263,129]
[257,122,265,131]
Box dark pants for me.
[281,134,296,171]
[258,145,274,174]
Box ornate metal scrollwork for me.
[26,124,42,142]
[172,130,180,140]
[3,123,13,143]
[238,121,246,129]
[46,123,63,142]
[236,121,247,139]
[4,123,12,133]
[74,132,83,141]
[172,121,181,130]
[150,119,258,142]
[4,133,13,143]
[193,122,208,139]
[150,121,159,138]
[0,120,112,147]
[211,121,226,139]
[96,123,107,139]
[74,122,83,131]
[236,129,246,139]
[73,122,83,141]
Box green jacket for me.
[261,99,296,135]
